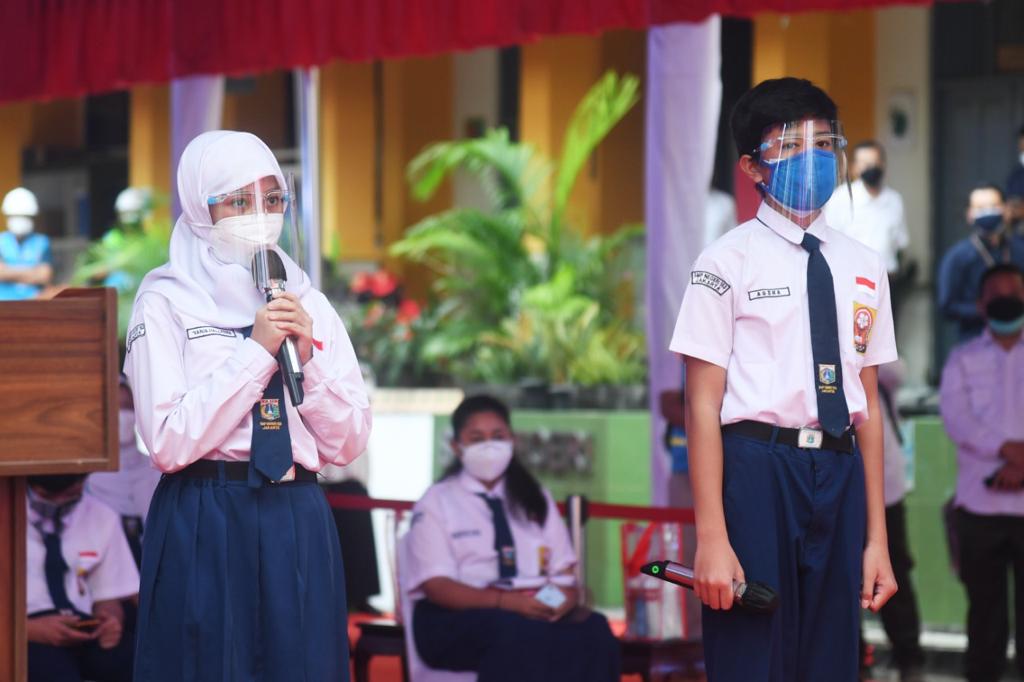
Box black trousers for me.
[879,501,925,670]
[957,509,1024,682]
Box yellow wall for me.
[0,103,32,200]
[129,84,171,212]
[753,11,877,150]
[320,61,377,261]
[520,30,646,236]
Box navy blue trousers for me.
[413,600,621,682]
[702,432,866,682]
[28,637,134,682]
[133,469,348,682]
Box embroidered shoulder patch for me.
[186,326,237,341]
[126,323,146,353]
[748,287,791,301]
[691,270,731,296]
[853,303,877,354]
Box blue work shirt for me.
[936,232,1024,340]
[0,231,51,300]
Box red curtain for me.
[0,0,935,104]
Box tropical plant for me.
[71,216,171,341]
[389,70,645,386]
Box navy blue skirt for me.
[133,468,348,682]
[413,600,621,682]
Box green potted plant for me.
[390,71,646,407]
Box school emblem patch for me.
[818,364,836,386]
[853,303,876,354]
[260,399,281,422]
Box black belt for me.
[173,459,317,483]
[722,420,855,453]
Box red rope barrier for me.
[325,493,695,525]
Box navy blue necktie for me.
[800,233,850,437]
[38,520,75,613]
[478,494,517,579]
[241,326,294,483]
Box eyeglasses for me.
[206,189,290,214]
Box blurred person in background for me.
[401,394,619,682]
[26,474,138,682]
[0,186,53,300]
[939,264,1024,682]
[937,184,1024,341]
[85,376,161,568]
[1003,125,1024,232]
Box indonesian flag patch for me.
[855,276,877,299]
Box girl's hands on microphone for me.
[253,292,314,364]
[694,535,745,611]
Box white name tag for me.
[186,326,237,341]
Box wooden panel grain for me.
[0,477,27,682]
[0,288,119,475]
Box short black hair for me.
[730,78,839,157]
[969,183,1005,204]
[852,139,886,163]
[980,263,1024,295]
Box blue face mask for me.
[986,296,1024,336]
[760,149,838,213]
[973,213,1003,234]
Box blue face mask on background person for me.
[760,149,838,213]
[973,211,1003,234]
[986,295,1024,336]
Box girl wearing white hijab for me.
[124,131,371,681]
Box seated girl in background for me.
[401,394,620,682]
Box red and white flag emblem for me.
[856,276,876,298]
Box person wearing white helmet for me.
[0,186,53,300]
[114,187,151,228]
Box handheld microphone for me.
[640,560,780,615]
[252,249,304,406]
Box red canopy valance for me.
[1,0,936,104]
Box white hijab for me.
[135,131,311,328]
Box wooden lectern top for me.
[0,287,119,475]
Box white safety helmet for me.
[115,187,148,215]
[2,187,39,217]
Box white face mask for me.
[460,440,514,483]
[7,215,33,237]
[209,213,284,267]
[118,408,136,445]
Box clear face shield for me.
[205,174,304,289]
[755,119,848,219]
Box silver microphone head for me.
[252,249,287,292]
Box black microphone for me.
[640,560,780,615]
[252,249,304,406]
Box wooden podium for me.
[0,288,119,682]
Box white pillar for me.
[170,75,225,218]
[645,18,722,507]
[294,67,322,289]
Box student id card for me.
[534,583,567,610]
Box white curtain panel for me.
[645,17,722,506]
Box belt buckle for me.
[798,427,823,449]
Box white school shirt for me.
[123,288,371,473]
[86,438,162,518]
[402,471,576,600]
[878,360,908,506]
[939,330,1024,516]
[26,494,140,616]
[670,202,898,429]
[825,180,909,274]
